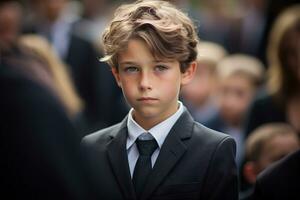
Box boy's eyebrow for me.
[154,60,168,63]
[119,61,139,66]
[119,60,170,66]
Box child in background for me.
[241,123,299,200]
[205,54,264,166]
[181,41,227,123]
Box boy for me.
[81,1,238,199]
[205,54,264,166]
[241,123,299,199]
[181,41,227,123]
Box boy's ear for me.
[111,67,122,87]
[181,61,197,85]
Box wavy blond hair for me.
[19,34,83,118]
[100,0,199,72]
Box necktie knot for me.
[136,138,158,156]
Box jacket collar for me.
[107,109,194,200]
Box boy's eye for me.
[154,65,168,72]
[124,66,139,73]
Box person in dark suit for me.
[0,2,91,196]
[23,0,128,133]
[250,149,300,200]
[81,1,238,200]
[0,62,92,199]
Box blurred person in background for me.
[244,4,300,138]
[181,41,227,124]
[0,0,56,91]
[229,0,267,61]
[240,123,299,200]
[0,1,92,199]
[205,54,264,166]
[23,0,128,133]
[0,0,21,53]
[196,0,233,50]
[24,0,77,59]
[73,0,110,47]
[18,34,86,133]
[250,149,300,199]
[258,0,299,63]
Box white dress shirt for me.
[126,102,184,178]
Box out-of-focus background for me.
[1,0,299,199]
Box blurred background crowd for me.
[0,0,299,199]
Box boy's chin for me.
[132,108,159,119]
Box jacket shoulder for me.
[186,121,236,160]
[193,122,234,144]
[81,122,123,146]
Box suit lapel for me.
[107,117,136,200]
[140,110,194,200]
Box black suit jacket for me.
[244,94,286,137]
[0,64,92,199]
[81,109,238,200]
[251,149,300,200]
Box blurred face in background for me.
[35,0,67,22]
[244,131,299,184]
[257,133,299,172]
[0,2,22,51]
[244,0,267,10]
[82,0,108,18]
[218,73,255,127]
[181,62,216,107]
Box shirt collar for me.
[126,101,184,149]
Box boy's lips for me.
[137,97,158,101]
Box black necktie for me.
[132,138,158,199]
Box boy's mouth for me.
[137,97,158,101]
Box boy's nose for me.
[139,72,152,91]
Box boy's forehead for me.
[118,54,177,66]
[117,39,177,64]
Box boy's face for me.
[181,62,216,106]
[218,74,255,126]
[257,133,299,172]
[112,39,196,128]
[244,132,299,184]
